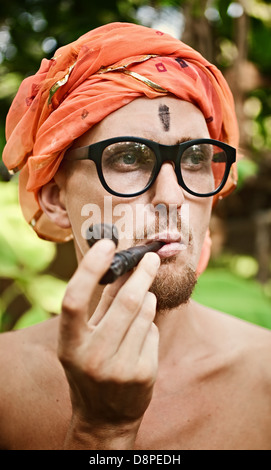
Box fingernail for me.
[153,253,161,268]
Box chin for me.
[149,259,197,312]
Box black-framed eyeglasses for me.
[65,136,236,198]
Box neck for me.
[154,299,203,363]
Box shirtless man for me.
[1,23,271,450]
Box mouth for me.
[147,232,187,259]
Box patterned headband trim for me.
[122,69,168,93]
[48,62,76,105]
[98,55,168,94]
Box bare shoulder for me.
[0,316,60,374]
[195,300,271,378]
[0,315,59,347]
[0,317,71,449]
[214,305,271,347]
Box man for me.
[1,22,271,450]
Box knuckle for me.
[145,291,157,308]
[85,362,122,384]
[57,345,74,369]
[61,291,80,317]
[119,291,140,311]
[140,293,157,320]
[81,349,110,380]
[81,258,99,276]
[105,365,126,383]
[108,356,154,386]
[101,285,113,301]
[140,305,155,324]
[134,366,155,386]
[100,359,133,384]
[82,361,102,379]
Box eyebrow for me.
[139,135,201,145]
[176,136,196,145]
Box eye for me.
[121,153,137,165]
[102,142,155,173]
[181,144,212,170]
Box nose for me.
[150,162,185,208]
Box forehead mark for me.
[158,104,170,132]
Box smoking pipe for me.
[86,223,163,284]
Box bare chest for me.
[5,361,271,450]
[135,376,271,450]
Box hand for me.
[58,239,160,449]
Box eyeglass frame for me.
[65,136,236,198]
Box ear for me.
[38,180,71,229]
[196,229,212,277]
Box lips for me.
[148,232,187,259]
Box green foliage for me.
[236,158,258,189]
[193,256,271,330]
[247,88,271,151]
[194,269,271,329]
[0,180,67,331]
[249,18,271,74]
[0,180,55,273]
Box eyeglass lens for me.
[101,141,227,196]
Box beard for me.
[149,257,197,312]
[132,209,198,312]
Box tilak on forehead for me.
[158,104,170,132]
[3,22,239,243]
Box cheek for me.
[64,168,137,252]
[189,198,212,258]
[64,164,110,247]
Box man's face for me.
[57,96,213,311]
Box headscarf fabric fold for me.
[3,22,239,242]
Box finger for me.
[138,322,159,377]
[88,271,130,327]
[116,322,160,387]
[116,291,157,360]
[59,239,115,347]
[93,252,160,352]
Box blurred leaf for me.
[0,233,21,277]
[0,181,56,274]
[230,255,259,279]
[236,158,258,189]
[0,72,22,100]
[26,274,66,314]
[0,179,66,329]
[13,305,51,330]
[249,18,271,73]
[193,268,271,329]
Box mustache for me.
[132,212,192,245]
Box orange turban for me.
[3,22,239,242]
